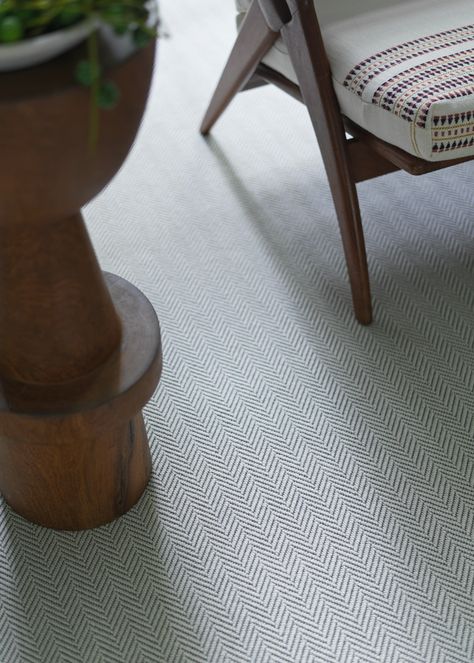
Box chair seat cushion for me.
[237,0,474,162]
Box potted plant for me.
[0,0,158,110]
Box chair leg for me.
[282,6,373,324]
[200,0,279,135]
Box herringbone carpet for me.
[1,1,474,661]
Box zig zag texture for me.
[1,0,474,661]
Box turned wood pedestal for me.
[0,33,162,529]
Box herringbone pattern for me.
[1,1,473,661]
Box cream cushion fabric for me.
[236,0,474,162]
[236,0,415,27]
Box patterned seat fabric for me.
[236,0,474,161]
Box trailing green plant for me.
[0,1,158,145]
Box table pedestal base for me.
[0,39,160,530]
[0,272,162,531]
[0,413,151,530]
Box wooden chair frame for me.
[200,0,474,324]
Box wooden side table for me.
[0,32,162,530]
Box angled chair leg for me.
[200,0,279,135]
[282,3,373,324]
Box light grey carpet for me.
[1,1,474,662]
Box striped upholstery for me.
[236,0,474,161]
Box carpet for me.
[1,1,473,661]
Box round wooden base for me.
[0,413,152,530]
[0,274,162,530]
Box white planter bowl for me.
[0,19,95,72]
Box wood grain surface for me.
[0,33,162,530]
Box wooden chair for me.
[200,0,474,324]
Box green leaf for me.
[0,15,23,42]
[75,59,101,86]
[101,4,128,32]
[132,25,151,49]
[57,5,83,27]
[97,81,119,109]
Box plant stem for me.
[87,23,99,151]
